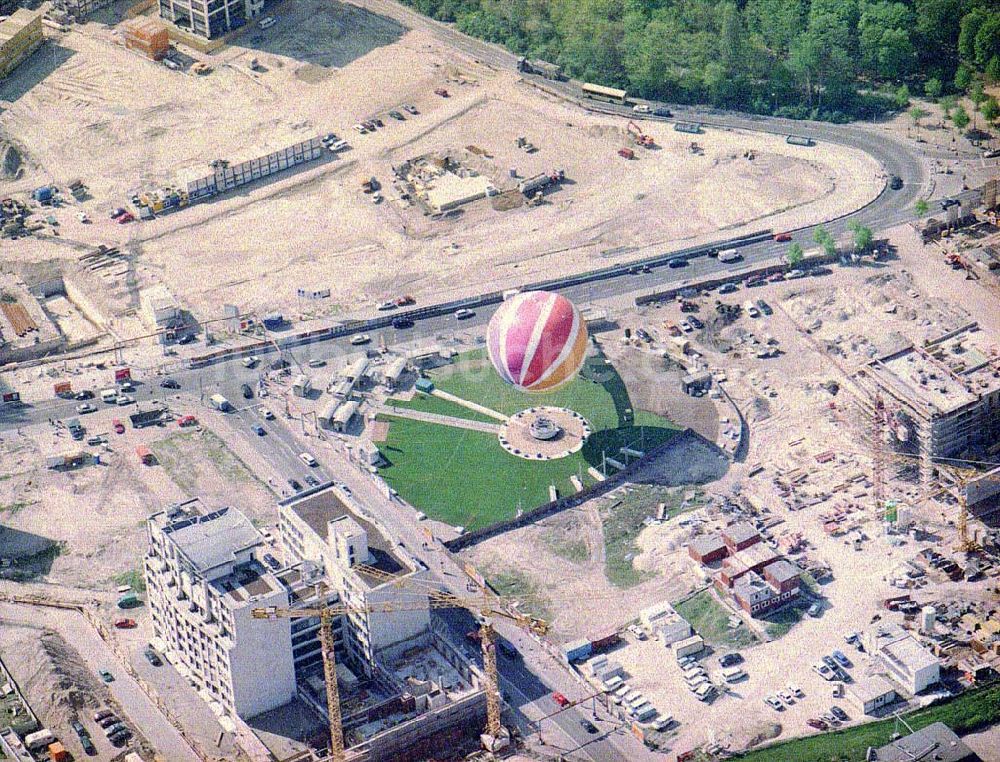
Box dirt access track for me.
[3,0,880,324]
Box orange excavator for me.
[627,120,655,148]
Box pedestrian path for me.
[380,405,502,434]
[431,389,508,421]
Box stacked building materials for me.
[0,8,43,80]
[122,17,169,61]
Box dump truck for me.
[516,57,564,81]
[517,169,564,196]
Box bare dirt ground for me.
[2,0,881,326]
[0,621,153,760]
[0,408,275,590]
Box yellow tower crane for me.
[252,566,547,762]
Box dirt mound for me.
[1,142,22,179]
[0,624,105,729]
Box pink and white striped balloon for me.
[486,291,588,393]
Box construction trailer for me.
[0,8,43,80]
[516,57,564,81]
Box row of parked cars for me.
[811,649,852,682]
[89,708,132,748]
[354,103,419,134]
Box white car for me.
[76,402,96,414]
[354,123,368,134]
[77,211,90,223]
[455,308,475,320]
[778,690,795,705]
[299,452,318,467]
[259,15,276,28]
[260,407,275,420]
[376,301,396,311]
[764,695,784,711]
[350,334,371,346]
[116,394,135,406]
[788,684,804,698]
[632,104,651,113]
[328,140,349,152]
[812,663,835,681]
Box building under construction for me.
[0,8,43,80]
[855,324,1000,483]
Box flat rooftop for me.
[283,486,407,585]
[154,499,263,575]
[873,722,981,762]
[867,325,1000,415]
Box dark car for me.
[718,653,743,667]
[98,716,119,729]
[288,479,303,491]
[653,107,672,117]
[264,553,281,570]
[831,650,851,668]
[756,299,773,316]
[304,474,319,487]
[75,390,94,400]
[889,175,903,190]
[688,316,704,329]
[807,718,828,730]
[830,705,849,721]
[251,423,266,436]
[71,720,87,738]
[144,648,162,667]
[81,735,97,755]
[270,358,290,371]
[160,378,180,389]
[392,318,414,329]
[579,719,599,734]
[821,655,837,670]
[668,258,688,268]
[389,110,405,120]
[177,333,195,344]
[241,383,254,399]
[636,328,653,342]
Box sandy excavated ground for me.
[0,413,275,589]
[2,0,881,325]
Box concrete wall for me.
[229,590,297,718]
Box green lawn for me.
[385,391,499,424]
[737,684,1000,762]
[674,588,760,649]
[763,601,809,639]
[376,352,679,530]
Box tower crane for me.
[252,565,547,762]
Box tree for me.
[955,63,972,91]
[924,77,942,100]
[813,226,837,256]
[787,242,804,267]
[952,104,971,129]
[969,80,986,109]
[894,84,911,109]
[915,198,929,216]
[983,96,1000,124]
[849,221,874,252]
[859,2,915,79]
[909,105,929,129]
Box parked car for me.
[552,692,570,707]
[812,663,835,680]
[113,419,125,434]
[807,602,822,617]
[778,690,795,705]
[350,334,371,345]
[455,308,475,320]
[261,408,275,420]
[264,553,281,570]
[688,316,704,329]
[832,650,852,668]
[764,695,784,710]
[719,282,738,294]
[392,317,414,329]
[304,474,319,487]
[756,299,773,316]
[76,402,96,414]
[774,232,793,242]
[830,705,849,721]
[889,175,903,190]
[788,684,804,698]
[114,618,137,629]
[579,719,598,734]
[653,107,672,117]
[636,328,653,342]
[160,378,180,389]
[97,715,119,729]
[402,104,418,114]
[241,383,254,399]
[288,479,303,492]
[110,208,126,219]
[81,735,97,755]
[389,110,405,120]
[251,424,266,436]
[75,390,94,400]
[93,710,114,722]
[116,394,135,406]
[299,452,318,467]
[822,655,838,670]
[143,648,162,667]
[718,653,743,668]
[807,718,828,730]
[632,104,651,113]
[98,669,114,683]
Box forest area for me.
[400,0,1000,122]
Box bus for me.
[581,82,627,105]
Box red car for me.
[114,618,137,629]
[178,415,197,427]
[115,212,135,224]
[774,232,793,242]
[552,692,570,707]
[807,718,828,730]
[112,419,125,435]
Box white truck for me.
[718,248,742,263]
[209,394,232,412]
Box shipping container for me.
[591,632,621,653]
[562,638,592,663]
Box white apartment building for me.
[278,484,431,673]
[158,0,263,39]
[866,624,941,695]
[144,500,296,718]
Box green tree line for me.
[401,0,1000,121]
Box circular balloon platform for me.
[498,407,591,461]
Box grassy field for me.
[376,352,679,530]
[384,391,499,424]
[763,601,808,639]
[737,684,1000,762]
[487,569,552,621]
[150,429,260,495]
[674,588,760,649]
